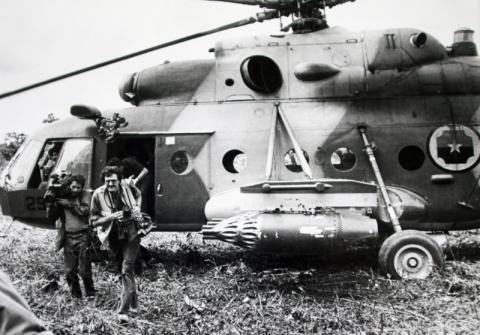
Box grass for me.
[2,216,480,334]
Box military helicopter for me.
[0,0,479,280]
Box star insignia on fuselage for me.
[429,124,480,172]
[448,143,462,153]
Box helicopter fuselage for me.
[1,26,480,240]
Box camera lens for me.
[122,208,131,217]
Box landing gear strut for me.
[358,126,444,279]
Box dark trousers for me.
[64,232,94,298]
[107,243,151,275]
[110,235,140,314]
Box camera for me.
[44,171,71,203]
[122,207,132,218]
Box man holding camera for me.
[47,174,94,299]
[90,166,142,323]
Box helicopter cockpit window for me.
[284,148,309,173]
[52,139,93,188]
[331,147,356,171]
[30,140,64,188]
[240,56,283,93]
[398,146,425,171]
[223,150,247,174]
[170,150,193,175]
[1,139,42,190]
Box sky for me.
[0,0,479,139]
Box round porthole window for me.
[223,150,247,173]
[399,145,425,171]
[331,147,356,171]
[170,150,193,175]
[284,148,309,173]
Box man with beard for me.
[49,174,95,298]
[90,166,142,323]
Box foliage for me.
[1,222,480,334]
[0,132,26,161]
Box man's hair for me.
[106,157,122,168]
[101,166,122,182]
[68,174,86,187]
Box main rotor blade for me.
[203,0,356,10]
[203,0,260,5]
[204,0,265,5]
[0,11,277,99]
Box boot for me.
[68,279,82,298]
[83,277,96,297]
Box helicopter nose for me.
[0,187,11,216]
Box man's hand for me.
[110,211,124,220]
[125,175,135,187]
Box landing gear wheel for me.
[378,230,444,279]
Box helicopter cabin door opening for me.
[106,136,155,219]
[154,133,211,231]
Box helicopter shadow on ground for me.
[141,242,383,300]
[147,242,380,273]
[446,242,480,262]
[122,235,480,302]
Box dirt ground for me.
[1,216,480,334]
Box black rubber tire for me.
[378,230,444,279]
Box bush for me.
[0,132,26,161]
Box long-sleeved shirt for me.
[90,182,141,243]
